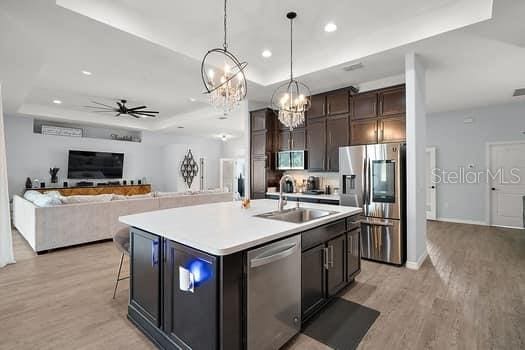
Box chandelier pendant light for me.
[271,12,311,130]
[201,0,247,115]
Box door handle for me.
[328,103,331,115]
[380,120,385,141]
[250,243,297,268]
[323,247,329,270]
[491,187,496,191]
[151,240,159,267]
[329,245,334,268]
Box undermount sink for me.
[255,207,338,224]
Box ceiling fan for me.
[85,99,159,118]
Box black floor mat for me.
[302,298,380,350]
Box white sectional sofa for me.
[13,192,233,253]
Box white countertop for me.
[266,192,340,201]
[119,199,360,256]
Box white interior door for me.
[489,142,525,228]
[220,159,235,192]
[426,147,437,220]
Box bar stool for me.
[112,227,130,299]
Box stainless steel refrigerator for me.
[339,143,406,265]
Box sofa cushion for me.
[60,194,114,204]
[113,193,154,200]
[155,191,185,198]
[23,190,62,207]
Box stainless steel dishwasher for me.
[247,235,301,350]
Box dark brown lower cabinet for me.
[301,216,361,321]
[326,234,347,296]
[301,244,326,317]
[347,228,361,279]
[130,228,161,327]
[164,240,218,349]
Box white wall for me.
[4,115,225,198]
[405,53,427,269]
[427,101,525,224]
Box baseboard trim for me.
[405,250,428,270]
[435,217,487,226]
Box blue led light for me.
[187,259,213,286]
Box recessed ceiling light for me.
[177,126,184,129]
[81,70,92,76]
[262,49,272,58]
[189,97,196,102]
[218,116,228,120]
[53,99,62,104]
[324,22,337,33]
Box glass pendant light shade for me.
[271,12,311,130]
[201,0,247,115]
[271,78,311,130]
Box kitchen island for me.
[120,199,362,350]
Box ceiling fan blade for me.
[91,110,118,113]
[133,112,157,117]
[128,113,143,119]
[133,110,159,114]
[84,105,114,109]
[127,105,147,111]
[91,101,116,109]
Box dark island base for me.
[128,214,361,350]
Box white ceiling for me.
[0,0,524,137]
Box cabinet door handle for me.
[323,247,329,270]
[329,245,334,268]
[151,240,159,267]
[348,236,352,254]
[328,103,331,115]
[322,102,325,115]
[380,120,385,141]
[291,138,294,149]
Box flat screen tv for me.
[67,150,124,179]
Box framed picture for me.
[41,125,83,137]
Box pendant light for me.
[271,12,311,130]
[201,0,247,115]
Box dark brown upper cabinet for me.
[379,86,405,117]
[380,116,406,143]
[278,128,306,151]
[326,91,349,116]
[251,109,269,132]
[326,115,349,171]
[307,94,326,120]
[351,92,378,120]
[251,130,270,157]
[350,119,378,145]
[278,130,291,151]
[291,128,306,150]
[306,119,326,171]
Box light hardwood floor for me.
[1,221,523,350]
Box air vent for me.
[343,62,364,72]
[513,88,525,97]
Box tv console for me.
[28,184,151,197]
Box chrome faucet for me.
[278,174,294,211]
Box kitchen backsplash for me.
[282,171,339,192]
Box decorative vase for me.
[49,167,60,184]
[25,177,32,189]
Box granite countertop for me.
[119,199,360,256]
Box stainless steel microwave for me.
[276,150,307,170]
